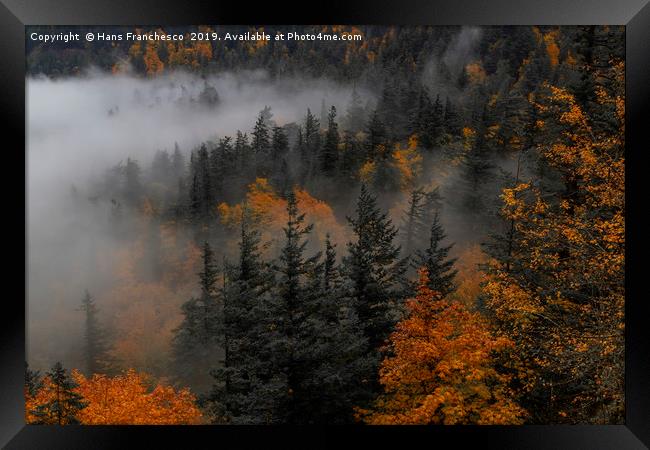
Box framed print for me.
[1,0,648,448]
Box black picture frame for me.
[1,1,648,448]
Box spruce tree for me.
[343,184,408,351]
[320,106,339,175]
[31,362,87,425]
[209,207,282,424]
[25,362,42,397]
[412,213,458,297]
[123,157,143,208]
[365,110,388,160]
[344,87,366,133]
[78,290,112,376]
[401,187,443,256]
[172,242,222,394]
[292,235,374,423]
[273,191,320,422]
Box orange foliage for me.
[143,41,164,76]
[543,30,560,67]
[218,178,347,252]
[98,231,201,376]
[447,244,488,307]
[483,75,625,421]
[465,62,486,84]
[358,160,376,184]
[26,370,203,425]
[392,135,422,191]
[357,269,526,425]
[72,369,203,425]
[25,376,81,424]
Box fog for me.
[26,28,510,374]
[27,69,370,370]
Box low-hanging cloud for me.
[27,69,371,370]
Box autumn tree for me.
[72,369,203,425]
[357,270,526,425]
[482,76,625,423]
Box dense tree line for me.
[26,25,624,424]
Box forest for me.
[25,25,625,425]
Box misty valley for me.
[25,25,624,425]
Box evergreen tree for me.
[344,87,366,133]
[292,235,374,423]
[365,110,388,160]
[401,187,443,256]
[209,207,282,424]
[123,157,143,208]
[25,362,42,397]
[444,96,462,138]
[172,242,223,393]
[31,362,87,425]
[78,290,112,376]
[273,191,320,422]
[252,108,272,176]
[298,109,321,184]
[320,106,339,175]
[412,213,458,297]
[172,142,185,179]
[343,184,408,351]
[276,201,371,423]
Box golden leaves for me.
[359,269,526,425]
[26,369,203,425]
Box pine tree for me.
[124,157,143,208]
[209,207,282,424]
[365,110,388,160]
[172,142,185,180]
[320,106,339,175]
[172,242,223,394]
[30,362,87,425]
[78,290,112,376]
[344,87,366,133]
[273,191,320,422]
[275,204,371,423]
[401,187,443,256]
[343,184,408,351]
[412,213,458,297]
[252,108,272,176]
[292,235,374,423]
[25,362,42,397]
[444,96,462,138]
[299,109,321,183]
